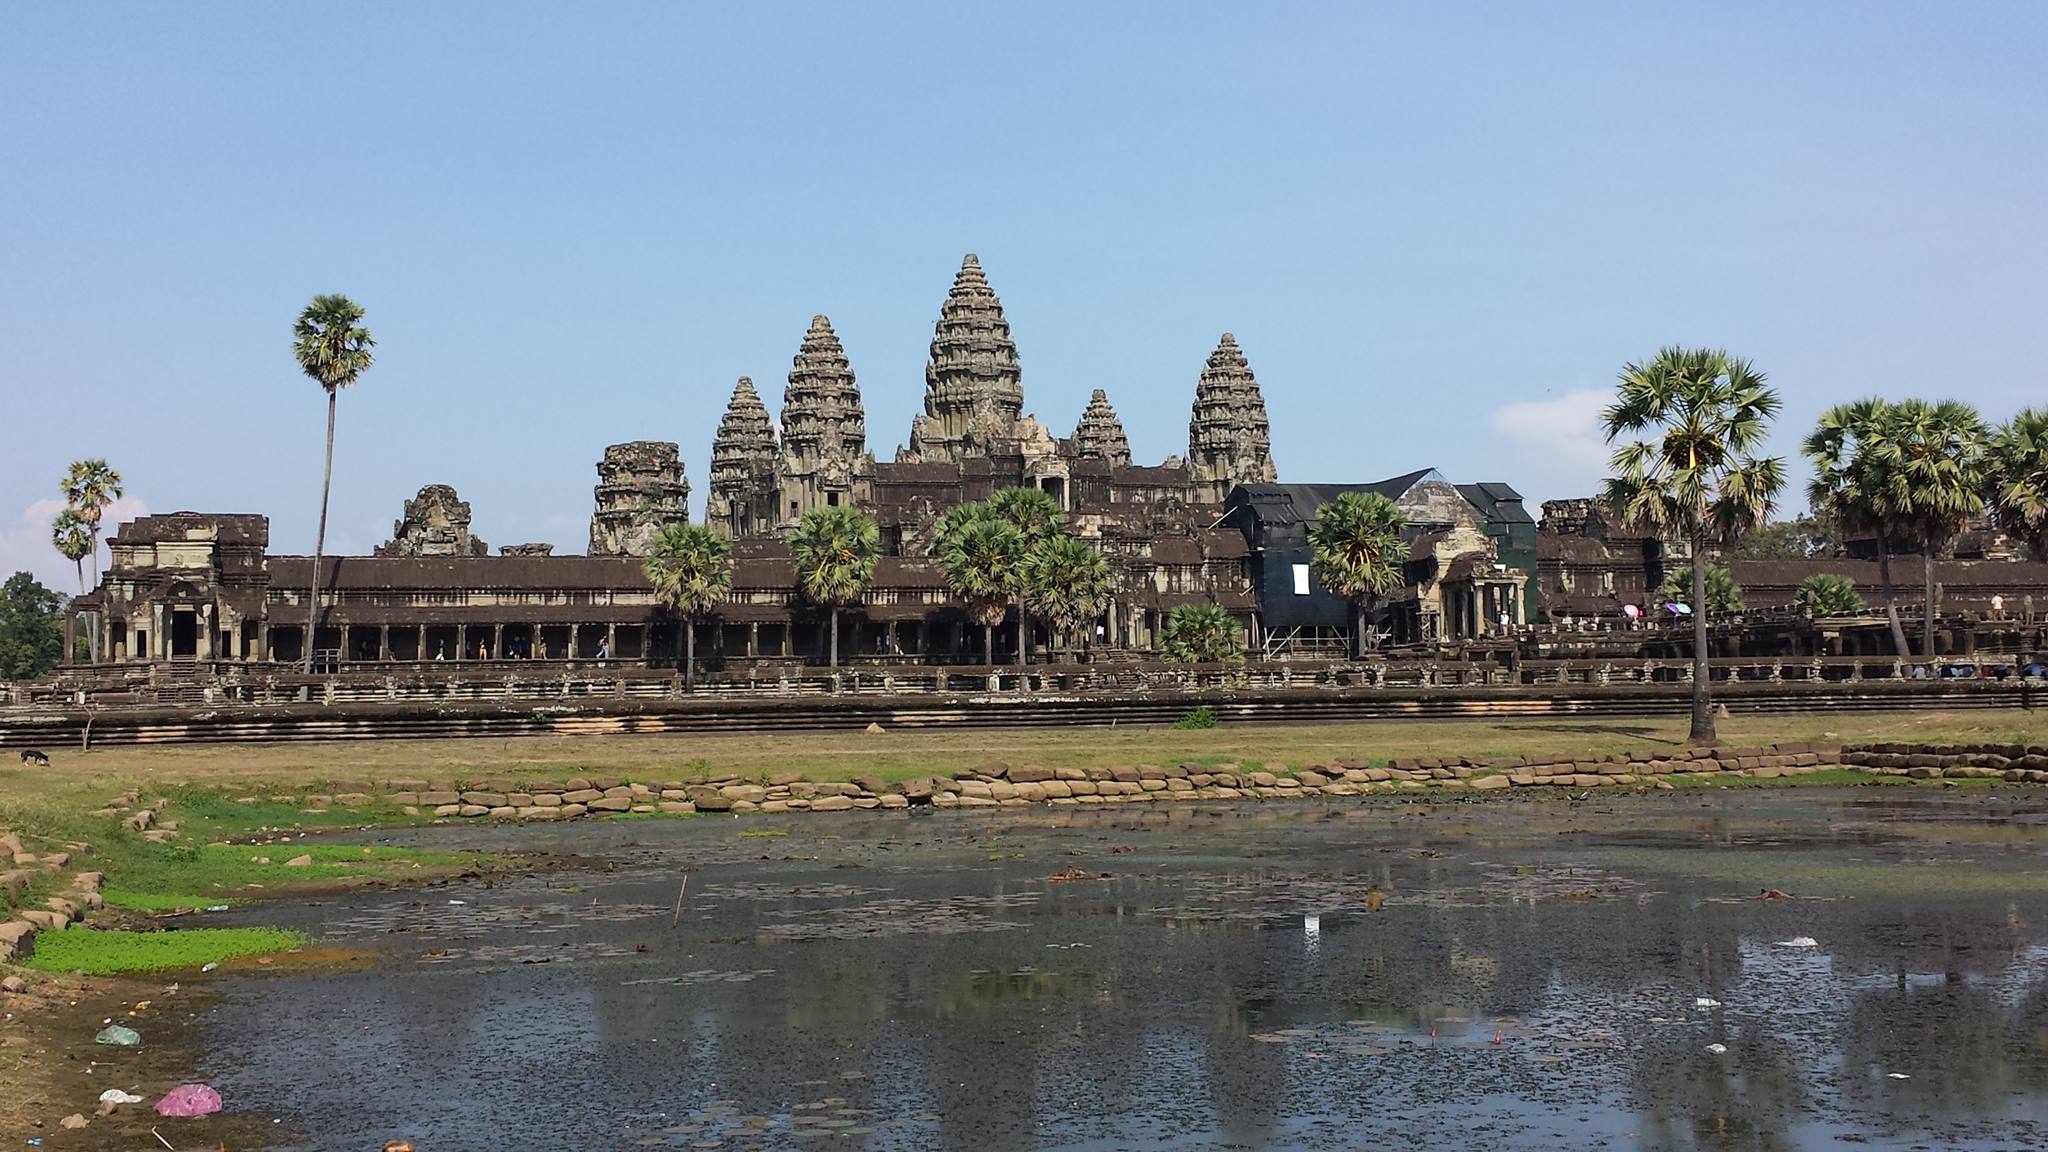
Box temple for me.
[58,252,2048,681]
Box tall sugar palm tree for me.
[1805,398,1912,656]
[987,486,1067,665]
[643,523,733,690]
[1306,491,1409,658]
[790,506,879,668]
[1603,347,1784,744]
[50,508,92,595]
[59,459,123,662]
[292,294,375,671]
[1022,534,1115,661]
[1882,399,1989,657]
[936,512,1022,664]
[1989,407,2048,558]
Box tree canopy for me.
[1161,603,1242,664]
[1794,573,1864,617]
[1661,562,1746,616]
[0,572,65,681]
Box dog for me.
[19,750,49,767]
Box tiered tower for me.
[1187,333,1277,503]
[706,376,779,539]
[375,484,488,557]
[904,254,1024,462]
[778,315,871,522]
[588,442,690,556]
[1070,389,1133,467]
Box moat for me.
[192,792,2048,1151]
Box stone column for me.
[605,623,617,660]
[747,622,759,657]
[63,613,76,666]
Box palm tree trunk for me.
[828,606,839,668]
[88,526,101,663]
[1877,532,1910,656]
[684,618,695,690]
[983,622,994,666]
[1922,545,1938,660]
[1016,606,1028,666]
[1355,603,1366,659]
[305,388,337,673]
[1689,535,1715,745]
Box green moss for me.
[25,926,305,975]
[98,841,477,911]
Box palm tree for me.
[1989,407,2048,557]
[642,523,733,690]
[1022,534,1115,661]
[789,506,879,668]
[50,508,92,594]
[1793,573,1864,617]
[1306,491,1409,658]
[986,486,1066,665]
[59,459,123,662]
[1806,398,1912,655]
[1162,603,1243,663]
[935,512,1022,664]
[1883,399,1989,656]
[1661,562,1745,616]
[292,294,375,671]
[1603,347,1784,744]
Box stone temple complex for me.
[56,251,2048,678]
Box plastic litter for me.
[447,899,466,905]
[1888,1072,1911,1080]
[206,904,230,912]
[1776,936,1820,948]
[94,1024,142,1046]
[200,962,218,972]
[99,1089,144,1105]
[155,1083,222,1118]
[1705,1043,1728,1055]
[1693,997,1722,1010]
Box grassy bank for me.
[25,926,306,975]
[4,709,2043,802]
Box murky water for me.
[197,791,2048,1150]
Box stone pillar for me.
[886,621,899,656]
[605,623,617,660]
[379,625,391,661]
[151,603,165,661]
[63,613,76,666]
[747,622,759,657]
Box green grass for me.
[95,840,481,912]
[25,926,305,975]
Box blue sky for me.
[4,3,2044,585]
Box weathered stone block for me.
[417,791,461,806]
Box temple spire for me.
[1187,332,1277,502]
[904,253,1023,462]
[777,315,870,521]
[1071,388,1133,467]
[707,376,778,539]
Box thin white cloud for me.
[1487,389,1612,507]
[0,496,150,595]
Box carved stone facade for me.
[375,484,488,558]
[1187,333,1277,504]
[588,441,690,557]
[499,543,554,557]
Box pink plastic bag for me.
[155,1083,223,1118]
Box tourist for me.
[596,638,610,660]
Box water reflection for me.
[197,794,2048,1150]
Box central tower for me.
[904,254,1023,462]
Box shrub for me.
[1172,706,1218,730]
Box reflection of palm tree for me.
[1840,981,2020,1115]
[1629,1024,1809,1150]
